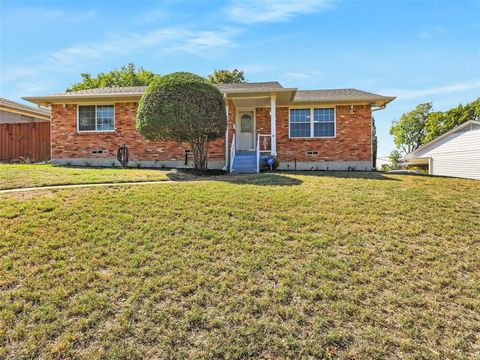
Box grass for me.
[0,164,171,190]
[0,171,479,359]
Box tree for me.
[372,117,377,169]
[424,98,480,143]
[67,63,159,91]
[136,72,227,170]
[389,149,401,170]
[390,103,432,154]
[207,69,245,84]
[390,98,479,155]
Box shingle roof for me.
[0,97,51,116]
[294,89,394,102]
[44,82,285,97]
[215,81,284,92]
[23,83,395,107]
[56,86,148,96]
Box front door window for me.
[241,114,253,132]
[237,111,254,150]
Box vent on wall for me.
[92,149,108,154]
[306,151,319,156]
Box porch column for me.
[224,96,229,170]
[270,95,277,156]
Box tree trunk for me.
[191,137,209,171]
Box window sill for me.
[288,136,336,140]
[77,130,117,134]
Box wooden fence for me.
[0,122,50,162]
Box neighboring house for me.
[401,120,480,180]
[376,156,392,170]
[0,97,51,162]
[24,82,394,172]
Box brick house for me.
[24,82,395,172]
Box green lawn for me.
[0,171,479,359]
[0,164,171,190]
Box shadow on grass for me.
[167,171,303,186]
[282,170,401,181]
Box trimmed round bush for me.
[136,72,227,170]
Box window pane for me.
[96,105,114,131]
[290,123,311,137]
[314,122,335,137]
[78,106,96,131]
[314,108,335,123]
[290,109,310,123]
[240,114,253,132]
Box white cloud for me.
[37,9,96,23]
[385,80,480,100]
[46,27,239,68]
[0,26,240,100]
[418,26,445,39]
[283,70,321,80]
[227,0,334,24]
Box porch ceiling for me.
[227,89,296,108]
[231,97,271,108]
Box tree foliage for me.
[67,63,159,91]
[207,69,245,84]
[424,98,480,143]
[390,103,431,154]
[390,98,479,155]
[136,72,227,170]
[389,149,401,170]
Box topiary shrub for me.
[136,72,227,170]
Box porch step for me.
[231,152,257,174]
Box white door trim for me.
[236,108,256,151]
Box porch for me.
[224,89,293,173]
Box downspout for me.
[371,104,387,170]
[222,95,229,171]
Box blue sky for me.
[1,0,479,156]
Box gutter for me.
[372,104,386,112]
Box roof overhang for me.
[23,93,144,106]
[23,89,396,109]
[0,104,50,120]
[292,96,396,107]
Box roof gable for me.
[0,97,51,118]
[404,120,480,159]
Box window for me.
[314,108,335,137]
[78,105,115,132]
[240,114,253,132]
[289,107,335,138]
[290,109,311,137]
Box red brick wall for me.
[255,107,271,134]
[50,102,371,165]
[276,105,372,162]
[50,103,226,162]
[227,99,236,148]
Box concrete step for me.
[231,152,258,174]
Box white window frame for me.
[288,106,336,139]
[77,104,116,133]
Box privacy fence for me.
[0,122,50,162]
